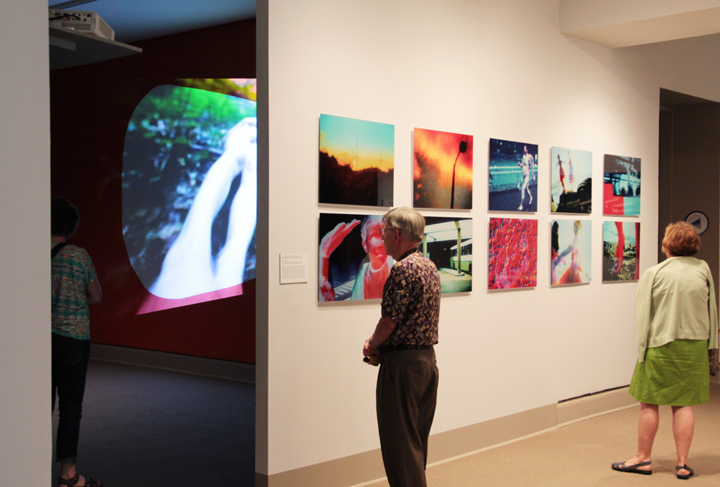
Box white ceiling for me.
[560,0,720,48]
[48,0,256,44]
[47,0,720,48]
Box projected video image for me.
[121,79,257,313]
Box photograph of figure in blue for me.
[423,217,472,293]
[319,213,395,302]
[489,138,538,212]
[551,219,591,286]
[121,79,257,313]
[603,154,641,216]
[550,147,592,214]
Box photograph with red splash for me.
[414,128,473,209]
[488,217,538,289]
[602,221,640,282]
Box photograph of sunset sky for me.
[319,114,394,207]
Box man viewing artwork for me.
[363,206,441,487]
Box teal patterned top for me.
[51,242,97,340]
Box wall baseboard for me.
[557,387,636,426]
[259,387,637,487]
[90,343,255,383]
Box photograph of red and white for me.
[414,128,473,209]
[551,219,592,286]
[488,217,538,289]
[318,213,394,302]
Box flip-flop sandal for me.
[676,465,694,480]
[612,460,652,475]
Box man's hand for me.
[363,338,378,357]
[363,338,380,366]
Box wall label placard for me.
[280,253,308,284]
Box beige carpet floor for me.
[365,379,720,486]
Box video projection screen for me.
[121,79,257,314]
[50,22,258,363]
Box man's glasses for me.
[380,227,397,238]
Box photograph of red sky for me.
[414,127,473,209]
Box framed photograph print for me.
[319,114,394,207]
[488,217,538,289]
[489,138,539,212]
[603,154,640,216]
[423,217,473,293]
[319,213,394,302]
[413,128,473,209]
[551,219,591,286]
[550,147,592,214]
[602,221,640,282]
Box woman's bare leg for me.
[672,405,694,476]
[619,402,658,471]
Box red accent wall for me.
[50,20,257,363]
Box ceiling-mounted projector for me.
[49,9,115,41]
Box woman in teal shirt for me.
[52,197,103,487]
[613,222,718,480]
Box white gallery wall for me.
[260,0,720,480]
[0,0,52,484]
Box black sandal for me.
[676,464,694,480]
[611,460,652,475]
[58,472,103,487]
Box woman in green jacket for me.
[612,222,718,480]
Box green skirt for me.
[629,339,709,406]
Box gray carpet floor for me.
[52,360,255,487]
[52,361,720,487]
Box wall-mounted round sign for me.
[685,211,708,235]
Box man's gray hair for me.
[383,207,425,244]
